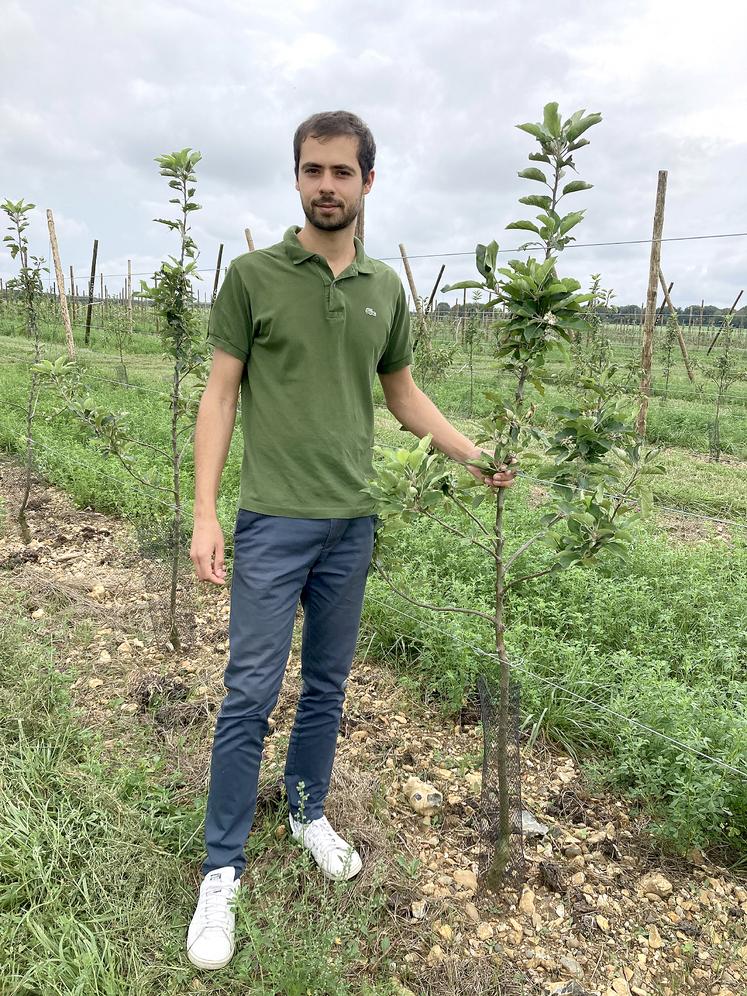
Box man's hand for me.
[464,446,518,490]
[190,515,227,584]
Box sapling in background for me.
[412,307,457,393]
[660,312,679,402]
[34,149,209,651]
[703,312,745,461]
[108,308,134,385]
[364,103,664,895]
[1,199,48,540]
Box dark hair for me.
[293,111,376,180]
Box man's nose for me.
[318,170,336,191]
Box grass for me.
[0,574,407,995]
[1,320,746,859]
[357,438,747,854]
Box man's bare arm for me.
[191,348,244,583]
[378,365,517,489]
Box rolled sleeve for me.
[206,262,252,362]
[377,281,412,374]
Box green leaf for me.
[566,112,602,142]
[558,211,585,235]
[442,280,485,293]
[518,194,552,210]
[516,122,545,140]
[543,102,561,137]
[506,220,540,234]
[562,180,593,195]
[518,167,548,184]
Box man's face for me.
[295,134,374,233]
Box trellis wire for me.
[5,227,746,278]
[2,434,178,514]
[362,591,747,781]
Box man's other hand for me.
[190,516,227,584]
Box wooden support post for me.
[84,239,98,346]
[69,265,76,323]
[655,281,673,327]
[127,259,133,336]
[211,243,224,305]
[244,228,255,251]
[355,200,365,244]
[46,209,75,359]
[425,264,445,316]
[706,290,744,354]
[636,170,667,437]
[658,270,694,381]
[399,242,426,351]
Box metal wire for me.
[5,436,178,513]
[378,230,747,261]
[3,228,746,277]
[362,591,747,781]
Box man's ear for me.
[363,168,375,195]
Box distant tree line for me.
[436,299,746,327]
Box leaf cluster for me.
[508,103,602,255]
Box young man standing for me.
[186,110,516,970]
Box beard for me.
[301,192,362,232]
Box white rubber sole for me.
[186,942,235,970]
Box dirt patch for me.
[1,454,746,996]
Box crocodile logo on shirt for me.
[365,307,377,317]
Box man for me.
[186,110,516,970]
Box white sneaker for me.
[186,866,241,970]
[288,813,363,881]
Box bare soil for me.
[1,456,745,996]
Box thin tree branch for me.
[420,507,496,559]
[505,565,556,590]
[447,489,494,538]
[375,562,496,624]
[104,449,174,495]
[504,514,562,573]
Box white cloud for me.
[0,0,745,307]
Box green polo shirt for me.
[206,225,412,518]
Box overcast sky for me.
[2,0,746,307]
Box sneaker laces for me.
[300,816,351,859]
[197,879,236,930]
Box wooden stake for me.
[84,239,98,346]
[658,270,694,381]
[69,265,77,323]
[212,244,224,305]
[636,171,667,437]
[655,281,673,327]
[127,259,133,336]
[706,290,744,354]
[46,209,75,359]
[244,228,255,251]
[425,265,446,315]
[399,243,426,351]
[355,200,365,244]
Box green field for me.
[1,301,746,861]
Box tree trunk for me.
[485,485,511,890]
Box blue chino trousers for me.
[201,508,377,878]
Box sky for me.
[1,0,746,308]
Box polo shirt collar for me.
[282,225,375,274]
